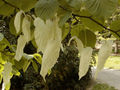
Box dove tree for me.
[0,0,119,89]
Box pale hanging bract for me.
[68,36,84,53]
[78,47,93,80]
[14,10,23,33]
[34,18,55,53]
[40,40,61,81]
[22,15,32,42]
[95,40,113,78]
[34,17,62,80]
[14,14,33,61]
[2,62,12,90]
[15,35,27,61]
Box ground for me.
[92,68,120,90]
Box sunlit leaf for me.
[6,0,37,11]
[35,0,58,20]
[0,1,14,16]
[85,0,118,18]
[78,30,96,48]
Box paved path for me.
[92,68,120,90]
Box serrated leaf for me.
[79,47,93,79]
[80,17,104,32]
[15,35,26,61]
[35,0,58,20]
[95,41,113,78]
[71,22,84,37]
[68,0,82,10]
[78,30,96,48]
[14,10,23,33]
[6,0,37,11]
[2,62,12,90]
[85,0,118,18]
[59,11,72,27]
[22,15,32,42]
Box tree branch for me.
[2,0,19,10]
[59,5,120,38]
[72,14,120,38]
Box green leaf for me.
[14,58,26,70]
[79,47,93,79]
[58,11,72,27]
[80,17,104,32]
[33,53,42,64]
[85,0,118,18]
[71,22,84,37]
[31,60,38,72]
[78,30,96,48]
[14,10,23,34]
[9,17,17,36]
[23,60,31,72]
[6,0,37,11]
[95,41,113,78]
[61,26,69,40]
[110,20,120,38]
[35,0,58,20]
[0,37,10,51]
[2,62,12,90]
[0,33,4,41]
[0,1,14,16]
[67,0,82,10]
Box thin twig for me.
[72,14,120,37]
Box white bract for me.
[95,40,113,78]
[79,47,93,79]
[14,10,23,33]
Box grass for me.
[94,56,120,69]
[92,83,117,90]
